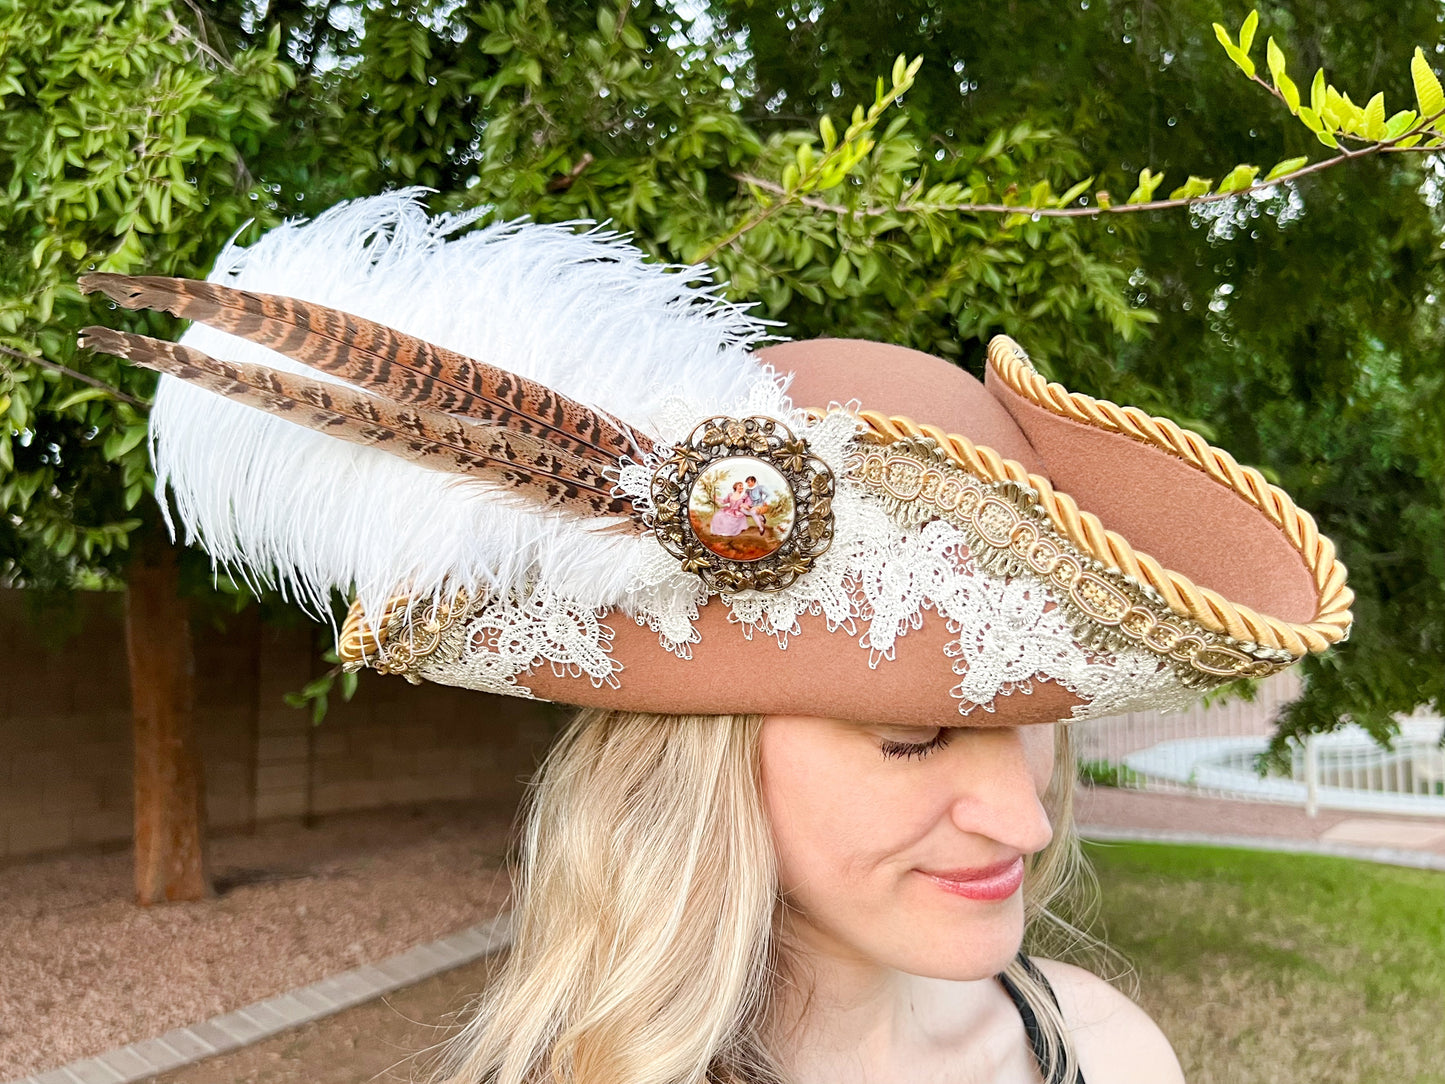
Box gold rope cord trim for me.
[808,336,1351,658]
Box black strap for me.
[997,955,1083,1084]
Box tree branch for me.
[697,68,918,261]
[546,152,595,192]
[0,345,149,409]
[1243,70,1445,150]
[166,4,238,73]
[729,120,1443,223]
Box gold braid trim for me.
[807,335,1351,658]
[337,591,472,677]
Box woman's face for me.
[760,717,1056,982]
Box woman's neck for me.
[768,913,1030,1084]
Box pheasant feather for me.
[78,273,652,464]
[91,190,789,621]
[79,326,640,524]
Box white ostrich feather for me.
[149,189,791,622]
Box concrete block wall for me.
[0,589,555,861]
[1,592,134,857]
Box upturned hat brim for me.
[783,337,1344,643]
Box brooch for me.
[650,416,835,593]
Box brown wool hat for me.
[79,195,1351,726]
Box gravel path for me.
[0,803,516,1081]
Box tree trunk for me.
[125,528,212,904]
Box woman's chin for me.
[884,898,1027,981]
[897,938,1025,982]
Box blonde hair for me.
[430,711,1092,1084]
[1014,719,1099,1082]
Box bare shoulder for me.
[1030,958,1186,1084]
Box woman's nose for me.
[947,728,1055,855]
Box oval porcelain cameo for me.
[687,457,795,562]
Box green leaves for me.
[1266,37,1299,113]
[1222,16,1445,155]
[1215,164,1260,194]
[1237,10,1260,57]
[1411,47,1444,119]
[1385,109,1420,139]
[51,387,113,412]
[694,53,920,261]
[1169,175,1214,200]
[101,424,147,460]
[283,652,358,726]
[1126,167,1165,205]
[0,0,287,590]
[1213,13,1257,78]
[1263,156,1309,182]
[1362,91,1387,139]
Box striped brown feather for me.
[79,326,642,527]
[78,273,655,464]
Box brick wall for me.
[0,589,557,860]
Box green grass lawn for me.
[1086,841,1445,1084]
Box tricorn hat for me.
[80,192,1351,726]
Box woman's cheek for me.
[768,773,884,896]
[1023,724,1057,792]
[772,780,943,902]
[761,724,894,892]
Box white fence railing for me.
[1074,673,1445,817]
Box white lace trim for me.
[423,585,620,700]
[420,405,1197,719]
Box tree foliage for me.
[0,0,289,584]
[1,0,1439,746]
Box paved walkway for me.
[1077,786,1445,867]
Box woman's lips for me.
[918,856,1025,901]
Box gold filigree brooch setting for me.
[649,416,835,594]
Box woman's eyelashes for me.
[878,728,951,760]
